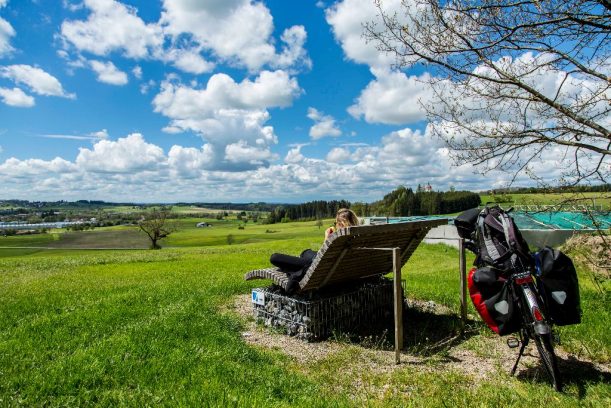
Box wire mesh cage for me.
[251,277,404,341]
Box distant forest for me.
[266,186,481,223]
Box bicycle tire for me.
[534,332,562,391]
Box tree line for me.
[265,186,480,223]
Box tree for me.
[138,207,175,249]
[366,0,610,186]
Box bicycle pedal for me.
[507,337,520,348]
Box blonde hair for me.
[335,208,359,228]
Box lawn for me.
[0,223,609,406]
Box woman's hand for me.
[325,226,335,239]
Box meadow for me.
[480,192,611,209]
[0,219,609,406]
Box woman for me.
[269,208,359,293]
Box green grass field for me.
[480,192,610,209]
[1,220,609,406]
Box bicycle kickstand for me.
[510,337,529,376]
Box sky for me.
[0,0,562,203]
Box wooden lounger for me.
[245,219,447,292]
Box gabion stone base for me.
[251,277,401,341]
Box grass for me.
[480,192,610,209]
[0,222,609,406]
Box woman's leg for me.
[270,253,310,272]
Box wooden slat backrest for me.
[299,219,447,291]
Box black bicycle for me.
[507,264,562,391]
[460,206,563,391]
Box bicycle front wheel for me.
[534,332,562,391]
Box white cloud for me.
[59,0,310,74]
[326,147,350,163]
[0,156,77,177]
[76,133,165,173]
[60,0,163,59]
[132,65,142,79]
[162,48,215,75]
[0,7,15,57]
[40,129,109,141]
[0,128,575,202]
[325,0,404,70]
[153,70,301,170]
[159,0,309,71]
[140,79,155,94]
[307,107,341,139]
[225,140,277,165]
[168,144,214,178]
[349,70,433,124]
[89,60,128,85]
[0,65,75,98]
[284,144,307,164]
[0,87,35,107]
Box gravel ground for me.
[227,294,610,386]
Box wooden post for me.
[459,238,467,330]
[393,247,403,364]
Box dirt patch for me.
[227,294,611,385]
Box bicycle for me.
[464,234,563,391]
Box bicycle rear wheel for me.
[534,332,562,391]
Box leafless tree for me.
[138,207,175,249]
[365,0,610,186]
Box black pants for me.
[270,249,317,272]
[270,249,317,294]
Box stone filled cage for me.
[251,277,404,341]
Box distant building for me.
[196,222,211,228]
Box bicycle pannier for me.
[535,247,581,326]
[468,266,521,335]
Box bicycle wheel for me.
[533,332,562,391]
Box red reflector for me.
[516,276,533,285]
[533,307,544,321]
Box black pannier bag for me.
[535,247,581,326]
[468,266,521,335]
[455,207,481,240]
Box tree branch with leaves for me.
[365,0,610,186]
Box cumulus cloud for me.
[0,87,35,107]
[162,48,215,75]
[159,0,310,72]
[0,65,75,98]
[153,70,301,170]
[325,0,404,70]
[76,133,165,173]
[60,0,163,59]
[0,156,77,177]
[284,144,308,164]
[89,60,128,85]
[0,1,15,58]
[348,70,433,124]
[326,147,350,163]
[325,0,438,127]
[0,128,573,202]
[59,0,310,75]
[307,107,341,140]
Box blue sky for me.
[0,0,542,203]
